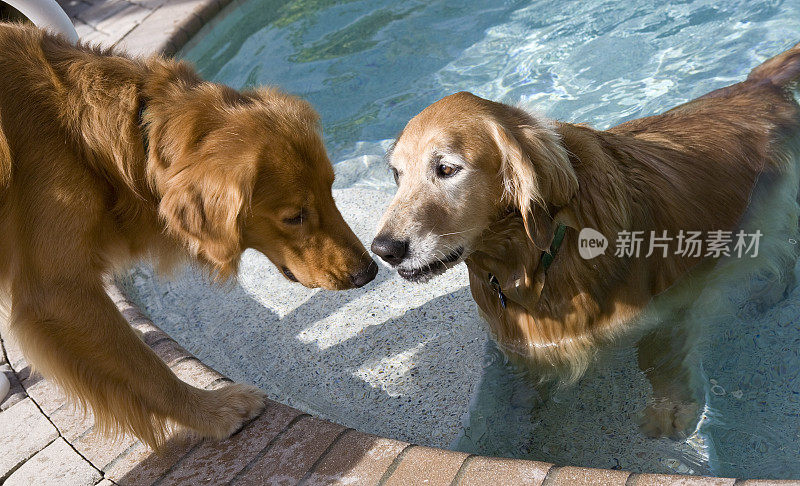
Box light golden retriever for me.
[0,23,377,448]
[373,42,800,437]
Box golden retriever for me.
[0,23,377,448]
[372,42,800,437]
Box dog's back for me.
[0,24,70,198]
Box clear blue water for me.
[177,0,800,479]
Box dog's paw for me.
[638,397,699,440]
[197,383,267,440]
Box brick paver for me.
[23,374,69,414]
[160,402,303,484]
[383,446,469,486]
[170,357,227,389]
[543,466,632,485]
[457,456,553,486]
[73,429,139,471]
[0,398,59,481]
[231,415,347,486]
[302,430,408,486]
[103,435,200,486]
[5,437,101,486]
[628,474,739,485]
[49,405,96,441]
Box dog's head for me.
[372,92,577,282]
[155,85,377,289]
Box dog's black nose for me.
[351,260,379,288]
[371,236,409,266]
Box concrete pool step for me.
[1,283,793,485]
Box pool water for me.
[129,0,800,479]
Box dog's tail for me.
[748,41,800,88]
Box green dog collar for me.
[541,223,567,272]
[487,222,567,309]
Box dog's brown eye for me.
[437,163,459,178]
[283,210,304,225]
[391,167,399,185]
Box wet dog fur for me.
[373,42,800,438]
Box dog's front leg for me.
[636,322,699,440]
[9,275,265,449]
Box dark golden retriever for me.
[0,23,377,448]
[372,42,800,437]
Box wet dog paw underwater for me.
[0,23,377,448]
[373,42,800,438]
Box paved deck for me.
[0,1,798,484]
[0,286,555,486]
[1,285,766,486]
[61,0,231,56]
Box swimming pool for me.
[118,0,800,479]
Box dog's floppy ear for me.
[490,118,578,250]
[159,152,256,279]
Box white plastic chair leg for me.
[4,0,78,44]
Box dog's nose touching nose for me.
[371,236,409,266]
[351,260,379,288]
